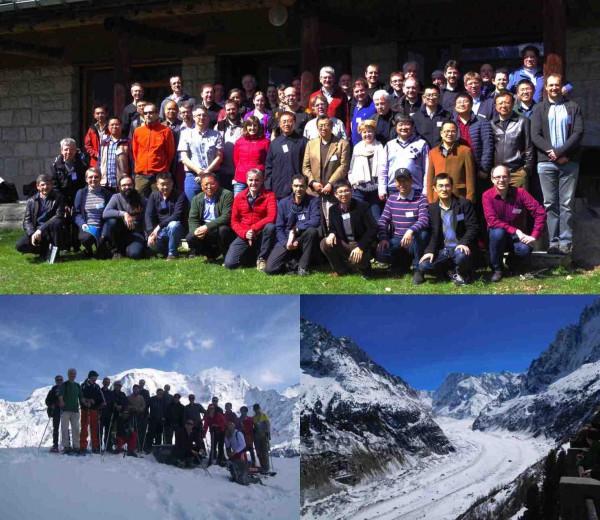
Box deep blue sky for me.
[0,296,299,401]
[302,296,598,391]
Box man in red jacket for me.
[224,168,277,271]
[202,404,227,466]
[131,103,175,197]
[308,66,350,136]
[84,105,110,167]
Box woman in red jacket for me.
[233,116,270,196]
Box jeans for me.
[537,160,579,247]
[488,227,532,272]
[233,182,248,196]
[134,173,157,198]
[352,189,382,222]
[419,247,472,277]
[224,223,276,269]
[184,172,202,206]
[375,229,429,271]
[152,221,185,256]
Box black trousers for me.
[51,410,61,448]
[265,227,320,274]
[224,223,276,269]
[145,418,164,451]
[15,220,63,256]
[186,225,234,259]
[320,238,371,274]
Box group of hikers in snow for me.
[44,368,273,474]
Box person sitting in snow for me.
[224,421,246,461]
[115,406,140,457]
[174,419,206,468]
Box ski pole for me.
[37,414,52,452]
[102,409,114,462]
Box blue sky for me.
[302,296,599,391]
[0,296,299,401]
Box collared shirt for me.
[202,194,216,222]
[178,127,223,171]
[103,136,120,187]
[548,99,568,149]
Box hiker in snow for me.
[80,370,104,454]
[163,384,173,407]
[174,419,206,468]
[145,388,166,452]
[237,405,256,466]
[137,379,151,441]
[210,396,224,414]
[253,403,271,473]
[203,403,227,465]
[99,377,114,450]
[58,368,83,454]
[115,406,140,457]
[128,384,147,441]
[164,393,185,445]
[225,422,246,461]
[224,402,238,424]
[184,394,205,427]
[45,374,64,453]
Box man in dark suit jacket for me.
[185,172,234,260]
[418,173,478,286]
[320,179,377,276]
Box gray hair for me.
[246,168,264,182]
[67,368,77,375]
[373,90,391,103]
[319,66,335,78]
[60,138,76,149]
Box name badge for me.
[457,213,464,221]
[512,208,522,214]
[356,117,362,124]
[342,213,351,221]
[96,203,105,210]
[436,121,443,127]
[298,214,306,221]
[71,172,77,181]
[160,201,168,210]
[330,154,338,162]
[406,211,414,218]
[282,144,289,153]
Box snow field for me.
[0,448,299,520]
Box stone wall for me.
[0,66,79,197]
[567,27,600,147]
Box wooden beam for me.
[301,15,319,84]
[0,39,65,61]
[543,0,566,78]
[0,0,296,36]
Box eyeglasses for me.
[492,176,509,181]
[56,379,63,382]
[121,183,134,188]
[423,94,440,99]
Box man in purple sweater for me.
[376,168,430,285]
[483,165,546,282]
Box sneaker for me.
[166,254,177,261]
[256,258,267,271]
[297,267,309,276]
[412,270,424,285]
[491,270,503,283]
[452,273,467,286]
[49,446,59,453]
[558,244,573,255]
[547,245,560,255]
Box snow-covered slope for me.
[0,447,299,520]
[474,300,600,438]
[432,372,522,419]
[300,318,453,504]
[0,367,298,454]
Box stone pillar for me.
[543,0,566,77]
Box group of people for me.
[17,46,584,285]
[44,368,272,473]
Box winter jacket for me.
[100,387,114,419]
[264,132,307,198]
[145,188,188,233]
[51,152,88,205]
[188,188,233,232]
[166,402,185,428]
[252,413,271,440]
[45,384,62,416]
[507,67,572,104]
[351,99,377,145]
[22,191,65,236]
[369,110,397,145]
[412,104,452,149]
[131,120,175,175]
[452,112,494,173]
[230,187,277,239]
[326,199,378,252]
[490,112,535,175]
[81,379,104,410]
[175,426,204,461]
[233,136,270,183]
[224,410,238,424]
[73,186,112,229]
[224,429,246,454]
[112,390,129,418]
[275,194,321,247]
[202,412,227,438]
[424,196,478,255]
[237,416,254,444]
[84,124,110,166]
[99,136,130,188]
[148,396,166,421]
[184,403,206,425]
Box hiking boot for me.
[49,446,59,453]
[452,273,468,286]
[63,446,73,454]
[256,258,267,271]
[412,270,424,285]
[297,267,309,276]
[491,270,503,283]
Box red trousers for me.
[80,409,99,451]
[117,431,139,453]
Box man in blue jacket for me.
[265,174,321,276]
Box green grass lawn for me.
[1,228,598,294]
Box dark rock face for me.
[300,318,453,503]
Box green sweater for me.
[188,188,233,232]
[60,380,82,412]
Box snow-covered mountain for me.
[0,367,298,454]
[300,318,453,503]
[432,371,522,419]
[474,299,600,438]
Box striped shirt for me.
[377,190,429,241]
[84,189,106,227]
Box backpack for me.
[0,180,18,203]
[228,460,261,485]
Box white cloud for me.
[258,370,284,385]
[142,334,214,356]
[0,325,44,351]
